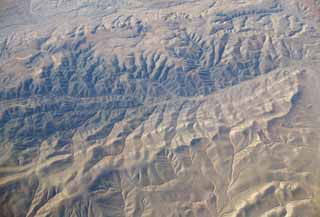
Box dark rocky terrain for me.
[1,0,320,216]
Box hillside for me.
[1,0,320,216]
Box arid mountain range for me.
[1,0,320,216]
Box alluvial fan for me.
[1,0,320,216]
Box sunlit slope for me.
[0,0,320,216]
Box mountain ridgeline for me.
[0,0,320,216]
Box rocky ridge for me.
[0,0,320,216]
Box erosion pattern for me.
[1,0,320,216]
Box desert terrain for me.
[1,0,320,216]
